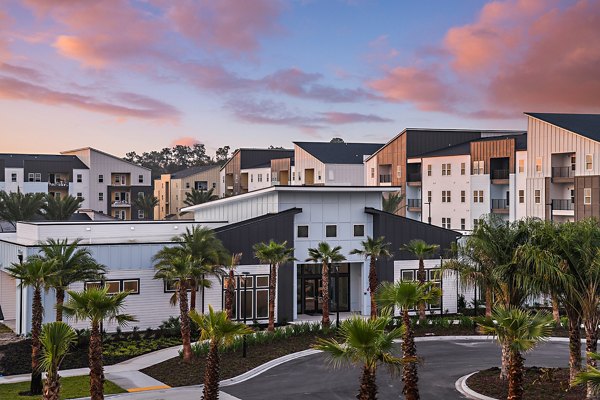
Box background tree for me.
[62,287,135,400]
[254,240,295,331]
[0,190,45,226]
[132,193,158,220]
[401,239,439,321]
[382,192,404,214]
[224,253,242,319]
[124,143,214,179]
[6,256,55,395]
[189,307,252,400]
[182,188,218,208]
[350,236,392,318]
[314,313,403,400]
[39,321,77,400]
[42,194,83,221]
[215,146,230,164]
[306,242,346,327]
[329,137,345,143]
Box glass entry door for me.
[297,264,350,315]
[303,278,321,314]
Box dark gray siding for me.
[366,208,461,283]
[239,149,294,169]
[0,160,4,181]
[406,130,483,158]
[214,208,301,322]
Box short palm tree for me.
[0,190,45,226]
[314,313,404,400]
[254,240,295,331]
[574,352,600,396]
[6,256,56,395]
[306,242,346,326]
[401,240,439,321]
[42,194,83,221]
[183,188,218,208]
[350,236,392,318]
[133,193,158,220]
[377,281,441,400]
[477,307,553,400]
[62,287,135,400]
[382,192,404,214]
[39,321,77,400]
[189,306,252,400]
[38,238,105,321]
[224,253,242,320]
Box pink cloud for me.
[0,63,45,81]
[171,136,200,147]
[0,10,12,61]
[321,112,392,124]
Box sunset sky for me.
[0,0,598,157]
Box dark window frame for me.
[297,225,309,238]
[84,278,140,295]
[353,224,365,237]
[325,225,337,237]
[222,274,270,321]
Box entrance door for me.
[305,169,315,185]
[303,278,321,314]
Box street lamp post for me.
[335,264,340,328]
[17,250,23,335]
[242,272,249,358]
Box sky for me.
[0,0,599,158]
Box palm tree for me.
[183,188,218,208]
[38,238,105,321]
[350,236,392,318]
[382,192,404,214]
[6,256,56,395]
[253,240,295,331]
[314,313,404,400]
[62,287,135,400]
[306,242,346,326]
[0,190,45,226]
[39,321,77,400]
[153,249,195,362]
[574,352,600,396]
[224,253,242,320]
[377,281,442,400]
[42,194,83,220]
[189,306,252,400]
[401,239,439,321]
[132,193,158,220]
[478,307,553,400]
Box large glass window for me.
[223,274,270,321]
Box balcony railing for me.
[491,169,509,180]
[407,172,422,182]
[407,199,421,208]
[491,199,509,209]
[112,200,131,207]
[379,174,391,183]
[551,166,575,179]
[552,199,574,210]
[48,181,70,187]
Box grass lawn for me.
[0,323,14,334]
[0,376,126,400]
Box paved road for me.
[223,339,578,400]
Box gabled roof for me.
[294,142,384,164]
[220,148,294,171]
[526,113,600,142]
[61,147,151,171]
[0,153,89,169]
[414,133,527,158]
[171,164,220,179]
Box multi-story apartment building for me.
[61,148,152,220]
[219,148,294,197]
[154,165,220,220]
[525,113,600,223]
[0,153,90,205]
[292,142,383,186]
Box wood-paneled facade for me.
[470,137,516,174]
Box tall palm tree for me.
[401,239,439,321]
[183,188,218,207]
[42,194,83,221]
[382,192,404,214]
[62,287,135,400]
[306,242,346,326]
[0,190,45,227]
[350,236,392,318]
[6,256,56,395]
[253,240,295,331]
[314,313,404,400]
[377,281,441,400]
[153,249,195,361]
[38,238,105,321]
[39,321,77,400]
[189,306,252,400]
[224,253,242,320]
[132,193,158,220]
[478,307,553,400]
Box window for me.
[571,155,577,171]
[396,165,402,178]
[138,174,144,183]
[222,275,270,321]
[11,173,16,182]
[138,191,144,198]
[138,210,145,219]
[473,160,484,175]
[115,175,120,184]
[35,173,41,182]
[586,154,593,171]
[212,182,216,189]
[473,219,481,230]
[427,165,432,176]
[77,192,83,200]
[401,270,414,281]
[473,190,484,203]
[258,174,263,182]
[518,159,525,173]
[584,188,592,205]
[371,168,375,179]
[571,189,575,204]
[266,173,269,182]
[164,279,196,293]
[317,171,321,181]
[461,162,466,175]
[297,225,309,238]
[250,174,253,183]
[535,157,542,173]
[519,190,525,203]
[441,190,451,203]
[98,174,104,183]
[186,182,190,188]
[84,281,102,291]
[442,217,451,229]
[105,281,120,294]
[534,189,541,204]
[353,224,365,237]
[77,174,82,183]
[461,190,465,203]
[98,192,104,201]
[326,225,337,237]
[460,218,466,230]
[298,173,301,181]
[442,163,451,176]
[122,280,139,294]
[427,190,432,204]
[292,171,296,181]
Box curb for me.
[455,372,498,400]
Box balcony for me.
[551,167,575,183]
[379,174,391,186]
[111,200,131,207]
[407,198,421,212]
[551,199,574,210]
[491,169,509,184]
[48,180,70,189]
[407,172,422,186]
[491,199,509,213]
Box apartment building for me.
[525,113,600,222]
[219,148,294,197]
[154,165,220,220]
[61,148,152,220]
[293,142,383,186]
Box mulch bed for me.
[467,367,586,400]
[141,332,335,387]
